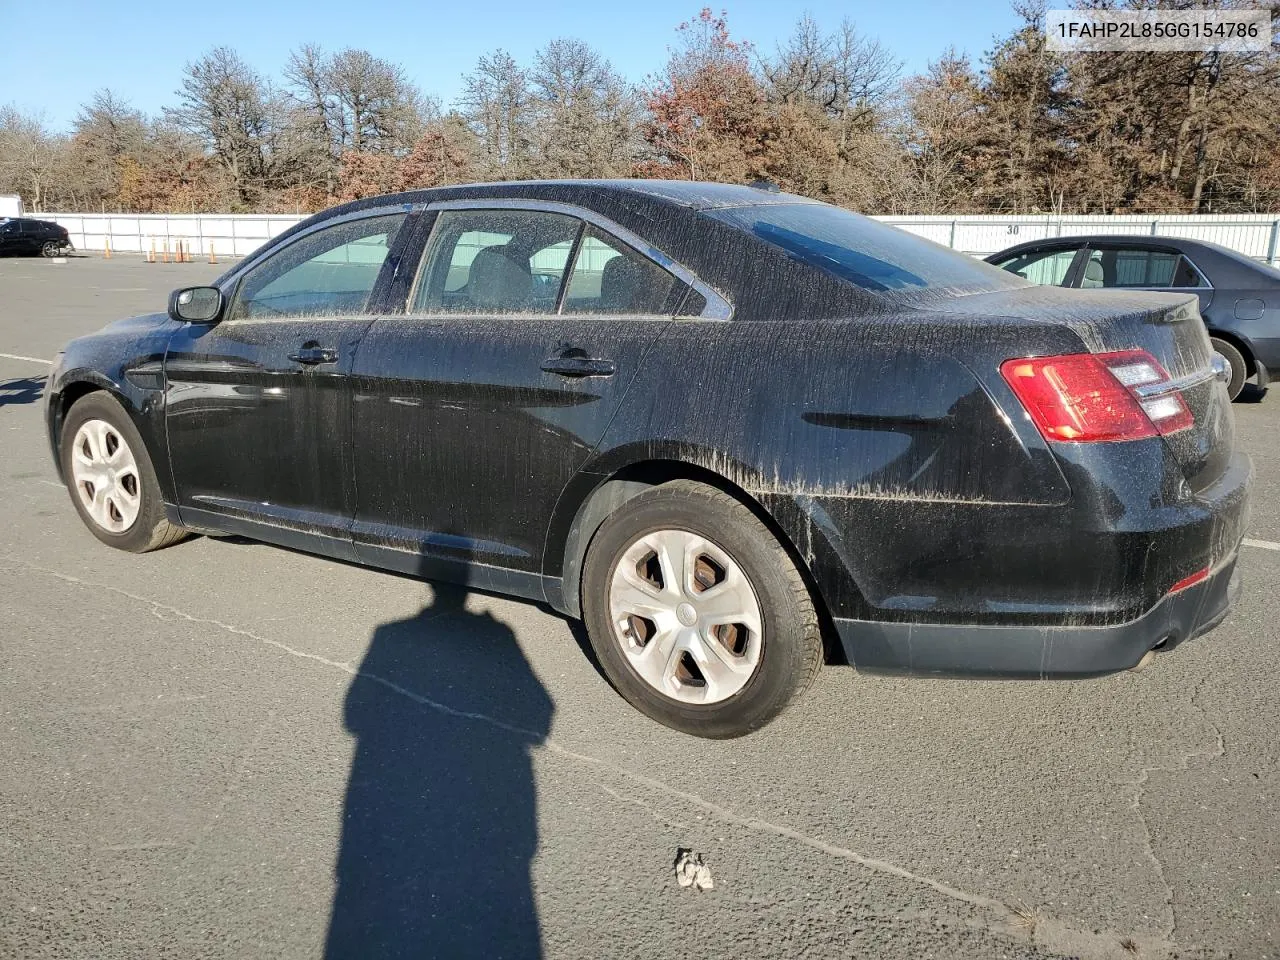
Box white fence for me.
[41,213,307,259]
[37,210,1280,266]
[879,213,1280,265]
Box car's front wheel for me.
[581,480,823,738]
[1210,337,1248,401]
[60,392,188,552]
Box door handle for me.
[540,355,616,378]
[289,346,339,365]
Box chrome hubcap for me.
[70,419,141,533]
[607,529,763,704]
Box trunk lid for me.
[936,286,1233,494]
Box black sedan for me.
[45,181,1251,737]
[0,216,73,257]
[987,234,1280,401]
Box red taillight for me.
[1168,566,1209,594]
[1000,349,1193,443]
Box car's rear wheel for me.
[1210,337,1247,401]
[40,240,60,258]
[60,393,188,552]
[581,480,822,738]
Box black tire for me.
[59,392,188,553]
[1210,337,1247,402]
[581,480,823,738]
[40,240,59,258]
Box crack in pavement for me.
[588,777,694,832]
[2,553,1168,960]
[1124,670,1227,945]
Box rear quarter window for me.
[708,203,1027,296]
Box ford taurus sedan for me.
[987,234,1280,401]
[46,181,1252,737]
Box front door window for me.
[232,214,406,321]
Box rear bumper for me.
[835,554,1240,678]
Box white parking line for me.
[0,352,51,365]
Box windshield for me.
[709,203,1028,296]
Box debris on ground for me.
[674,848,714,891]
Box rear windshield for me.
[708,203,1027,296]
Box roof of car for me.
[990,234,1235,255]
[331,179,818,218]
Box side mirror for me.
[169,286,223,324]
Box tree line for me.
[2,3,1278,216]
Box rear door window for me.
[1081,247,1204,289]
[412,209,581,315]
[562,227,681,315]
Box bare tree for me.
[282,44,342,194]
[64,90,149,210]
[640,9,772,182]
[0,106,69,211]
[970,2,1069,213]
[899,51,984,213]
[328,48,428,152]
[460,50,534,176]
[761,15,900,127]
[165,47,286,208]
[528,39,641,177]
[755,15,903,208]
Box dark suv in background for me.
[0,217,74,258]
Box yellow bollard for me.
[147,239,155,264]
[208,241,217,265]
[103,237,111,259]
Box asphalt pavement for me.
[1,255,1277,960]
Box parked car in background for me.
[0,217,74,258]
[987,235,1280,400]
[44,181,1250,737]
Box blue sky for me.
[2,0,1021,132]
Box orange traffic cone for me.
[147,239,155,263]
[208,242,217,265]
[162,239,169,263]
[103,237,111,259]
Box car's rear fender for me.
[553,316,1083,623]
[542,455,854,667]
[1218,291,1280,372]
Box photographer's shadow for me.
[326,575,553,959]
